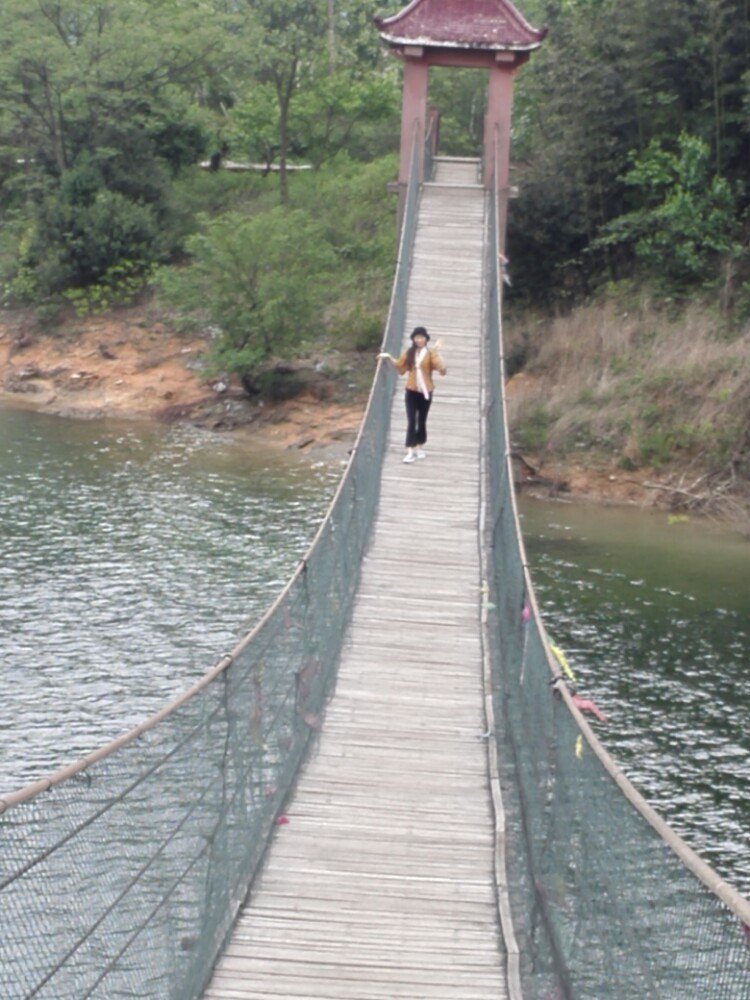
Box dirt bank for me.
[0,309,366,459]
[506,370,750,536]
[506,369,658,508]
[0,310,730,518]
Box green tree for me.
[0,0,228,300]
[289,71,399,167]
[226,0,395,195]
[428,68,487,157]
[598,132,741,289]
[234,0,329,203]
[508,0,750,302]
[227,85,281,173]
[159,207,337,390]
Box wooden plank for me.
[203,164,509,1000]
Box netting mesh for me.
[3,128,749,1000]
[423,109,438,183]
[0,138,421,1000]
[484,162,750,999]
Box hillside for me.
[0,306,369,458]
[505,293,750,533]
[1,0,748,528]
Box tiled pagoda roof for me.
[374,0,546,51]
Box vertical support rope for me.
[478,183,523,1000]
[485,126,750,998]
[0,127,425,1000]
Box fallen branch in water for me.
[624,473,750,536]
[640,480,709,503]
[510,451,570,494]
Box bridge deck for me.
[204,160,507,999]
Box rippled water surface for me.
[3,405,748,898]
[0,407,339,791]
[520,497,750,896]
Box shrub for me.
[598,133,743,292]
[158,206,337,389]
[514,404,556,452]
[330,304,384,352]
[8,157,165,303]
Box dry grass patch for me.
[505,294,750,487]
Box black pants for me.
[405,389,432,447]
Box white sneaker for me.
[403,452,415,464]
[416,449,427,459]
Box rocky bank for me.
[1,308,710,519]
[0,309,365,460]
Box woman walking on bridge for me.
[379,326,446,463]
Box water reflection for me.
[520,497,750,896]
[0,407,339,790]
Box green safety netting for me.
[483,142,750,1000]
[0,136,421,1000]
[2,123,749,1000]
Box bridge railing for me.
[0,131,422,1000]
[423,106,440,183]
[483,134,750,999]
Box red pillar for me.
[483,61,515,250]
[399,55,429,186]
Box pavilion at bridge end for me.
[375,0,546,243]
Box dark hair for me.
[407,326,429,370]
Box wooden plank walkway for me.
[204,158,508,999]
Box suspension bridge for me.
[2,0,750,997]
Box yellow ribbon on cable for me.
[549,641,584,761]
[550,641,577,684]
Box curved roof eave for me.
[380,33,543,51]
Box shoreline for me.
[0,311,365,462]
[3,312,746,530]
[0,385,665,516]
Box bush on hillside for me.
[506,293,750,479]
[598,134,743,292]
[157,206,337,391]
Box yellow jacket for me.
[394,347,447,394]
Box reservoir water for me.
[0,406,338,792]
[520,496,750,897]
[1,406,747,899]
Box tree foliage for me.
[0,0,227,301]
[230,0,330,203]
[225,0,397,196]
[158,152,397,390]
[3,0,747,332]
[508,0,750,303]
[159,207,337,384]
[598,134,740,289]
[0,0,397,309]
[428,68,487,157]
